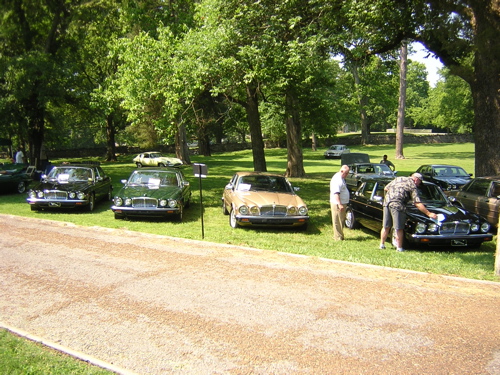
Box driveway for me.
[1,214,499,374]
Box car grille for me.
[440,222,470,235]
[260,205,287,216]
[45,191,68,199]
[132,197,158,208]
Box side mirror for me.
[225,183,233,190]
[394,171,398,175]
[294,186,300,192]
[121,179,127,184]
[183,181,190,186]
[373,195,383,202]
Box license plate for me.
[451,239,467,246]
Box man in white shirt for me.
[15,148,24,164]
[330,165,350,241]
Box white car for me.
[324,144,350,159]
[133,152,183,168]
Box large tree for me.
[412,0,499,176]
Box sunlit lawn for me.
[1,142,497,281]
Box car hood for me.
[407,203,482,223]
[342,153,370,165]
[32,181,92,191]
[117,185,181,199]
[235,191,305,207]
[432,177,470,185]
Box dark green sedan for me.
[0,163,32,194]
[111,167,191,221]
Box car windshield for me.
[433,166,469,177]
[330,145,342,150]
[417,184,448,206]
[48,167,92,183]
[356,164,392,174]
[236,175,292,193]
[128,171,178,187]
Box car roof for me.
[234,171,285,178]
[419,164,465,168]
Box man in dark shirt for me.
[380,173,437,252]
[380,155,395,171]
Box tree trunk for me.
[26,89,44,169]
[469,4,500,177]
[395,42,407,159]
[311,132,317,151]
[352,64,370,145]
[285,91,306,178]
[245,83,267,172]
[175,122,191,165]
[105,114,117,162]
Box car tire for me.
[229,208,239,228]
[16,181,27,194]
[136,162,143,168]
[345,207,359,229]
[87,194,95,212]
[222,199,229,215]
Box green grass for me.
[0,330,111,374]
[1,142,498,281]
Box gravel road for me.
[1,214,499,375]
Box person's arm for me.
[415,202,438,219]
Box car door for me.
[456,179,492,221]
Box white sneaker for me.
[379,244,386,249]
[397,248,405,252]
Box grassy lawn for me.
[1,142,497,282]
[0,329,111,374]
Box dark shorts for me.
[383,205,406,230]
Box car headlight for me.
[77,192,85,200]
[159,199,167,207]
[298,206,308,216]
[470,223,479,232]
[481,222,490,233]
[287,206,298,215]
[69,192,76,199]
[114,197,123,206]
[249,206,260,215]
[125,198,132,206]
[239,205,249,215]
[415,222,427,234]
[168,199,178,208]
[29,191,37,198]
[427,223,439,233]
[37,191,45,198]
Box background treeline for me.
[0,0,497,177]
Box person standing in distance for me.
[15,148,24,164]
[380,154,395,171]
[330,165,350,241]
[380,172,437,252]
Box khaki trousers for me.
[330,203,346,241]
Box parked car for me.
[111,167,191,221]
[0,163,32,194]
[324,144,350,159]
[345,177,493,249]
[133,152,183,168]
[345,163,397,191]
[27,162,112,211]
[416,164,472,193]
[448,176,500,228]
[221,172,309,229]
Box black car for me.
[0,163,32,194]
[27,162,113,211]
[416,164,472,193]
[449,176,500,228]
[345,163,397,191]
[111,167,191,221]
[345,178,493,249]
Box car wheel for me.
[345,207,358,229]
[87,194,95,212]
[229,208,239,228]
[222,199,229,215]
[136,162,143,168]
[158,163,166,167]
[16,181,27,194]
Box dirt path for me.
[1,214,499,374]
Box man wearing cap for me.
[380,173,437,252]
